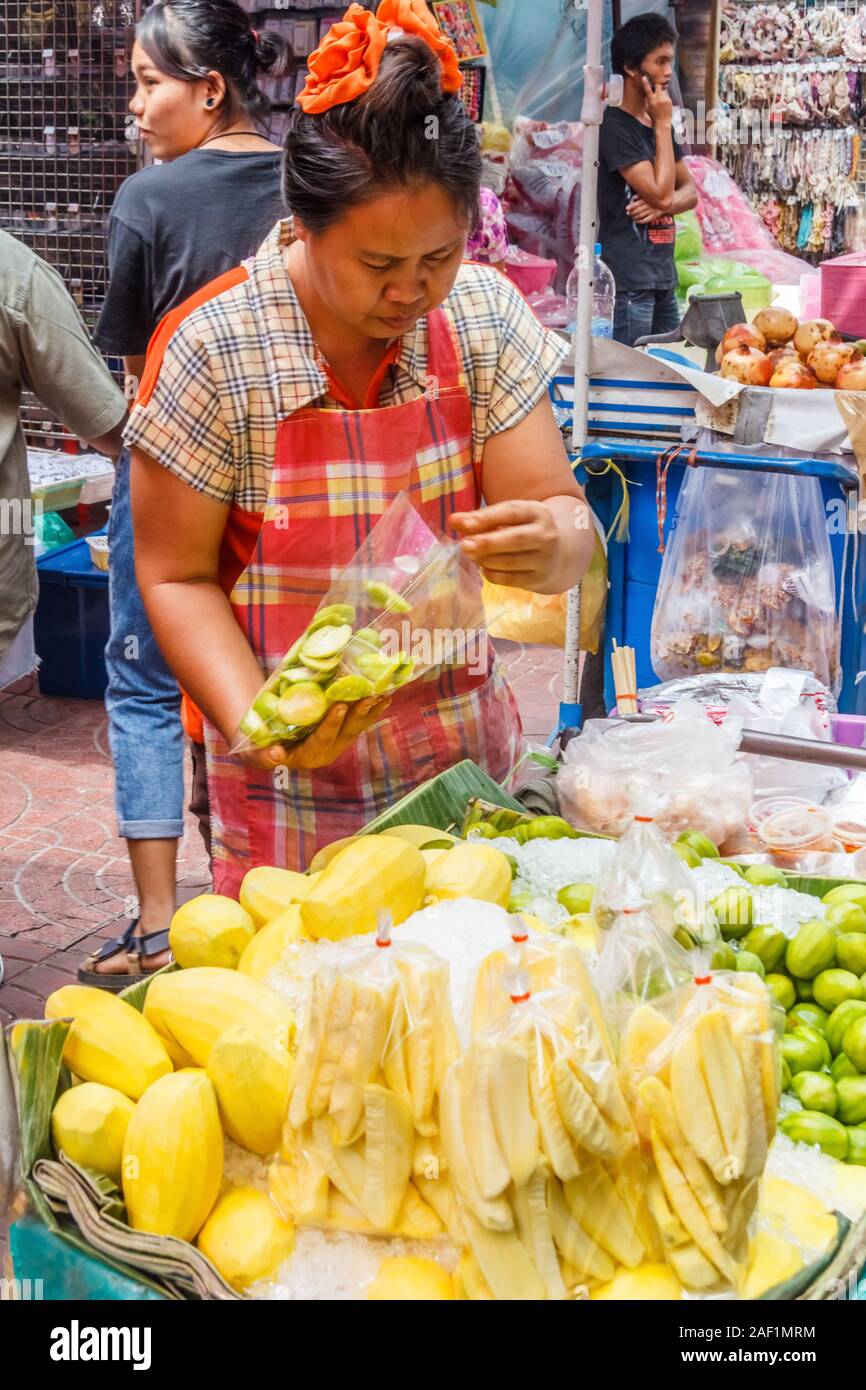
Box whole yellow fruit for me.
[51,1082,135,1183]
[367,1256,454,1300]
[197,1188,295,1291]
[169,894,255,970]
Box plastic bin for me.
[34,531,109,699]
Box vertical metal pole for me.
[560,0,606,730]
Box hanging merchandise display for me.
[717,2,866,264]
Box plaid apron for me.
[205,307,522,891]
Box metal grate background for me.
[0,0,141,447]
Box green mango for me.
[674,927,698,951]
[822,883,866,910]
[786,1003,829,1033]
[675,830,719,859]
[781,1030,829,1076]
[836,933,866,976]
[795,1023,832,1069]
[827,1000,866,1056]
[717,859,746,876]
[556,883,595,915]
[525,816,578,841]
[470,822,500,840]
[779,1110,849,1160]
[843,1016,866,1072]
[711,942,737,972]
[780,1057,792,1092]
[813,968,865,1013]
[836,1076,866,1125]
[795,977,815,1001]
[508,889,533,913]
[766,973,796,1011]
[711,887,753,939]
[744,863,788,888]
[673,842,702,869]
[742,925,787,972]
[735,950,765,978]
[826,902,866,934]
[846,1128,866,1165]
[785,919,836,980]
[790,1071,838,1116]
[832,1052,859,1083]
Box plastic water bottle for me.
[565,243,616,339]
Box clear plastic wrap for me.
[557,702,754,848]
[270,915,462,1244]
[233,493,489,753]
[440,952,643,1300]
[613,958,784,1294]
[650,466,841,694]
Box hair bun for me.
[254,28,293,79]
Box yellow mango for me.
[239,866,313,928]
[123,1070,223,1240]
[591,1262,683,1300]
[207,1024,294,1156]
[740,1230,804,1299]
[143,967,294,1067]
[44,986,172,1101]
[424,842,511,908]
[197,1187,295,1291]
[299,836,426,940]
[168,894,255,969]
[237,904,306,980]
[51,1082,135,1183]
[367,1256,454,1301]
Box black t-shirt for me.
[598,107,684,294]
[95,148,284,356]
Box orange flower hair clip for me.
[297,0,462,114]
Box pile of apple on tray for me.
[714,307,866,391]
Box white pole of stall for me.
[560,0,620,735]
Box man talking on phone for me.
[598,14,697,347]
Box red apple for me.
[714,322,767,365]
[769,358,817,389]
[753,306,797,346]
[836,353,866,390]
[794,318,836,358]
[720,345,773,386]
[807,335,856,384]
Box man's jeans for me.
[104,449,185,838]
[613,285,681,348]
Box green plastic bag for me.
[674,209,703,262]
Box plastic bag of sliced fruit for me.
[232,493,490,753]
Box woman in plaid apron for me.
[128,4,595,891]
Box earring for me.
[206,97,215,107]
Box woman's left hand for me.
[450,500,561,589]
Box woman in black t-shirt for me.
[81,0,288,988]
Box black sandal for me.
[77,923,172,992]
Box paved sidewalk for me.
[0,641,565,1025]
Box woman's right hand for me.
[235,697,391,772]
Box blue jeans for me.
[613,285,681,348]
[104,449,185,838]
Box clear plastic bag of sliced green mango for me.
[233,493,490,753]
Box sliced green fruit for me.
[325,675,374,704]
[353,628,381,647]
[252,690,281,721]
[238,709,275,749]
[306,603,356,631]
[813,969,864,1013]
[300,623,353,662]
[276,682,328,728]
[766,973,796,1011]
[556,883,595,915]
[363,579,411,613]
[280,665,322,685]
[302,653,343,675]
[790,1071,838,1116]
